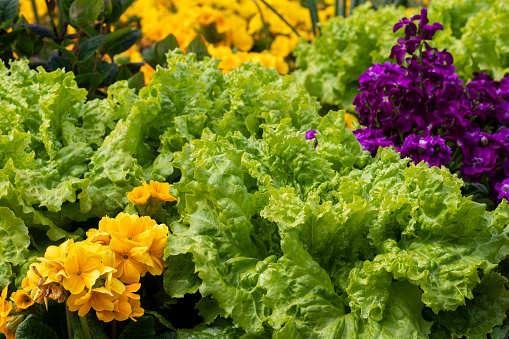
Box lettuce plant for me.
[164,110,509,338]
[0,51,322,287]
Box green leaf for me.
[83,312,109,339]
[69,0,102,28]
[7,23,55,38]
[163,253,201,298]
[15,315,60,339]
[186,36,210,61]
[0,0,19,23]
[118,316,156,339]
[0,207,30,266]
[78,34,107,62]
[103,28,140,57]
[429,272,509,338]
[127,71,145,92]
[49,56,72,72]
[153,33,179,66]
[61,0,74,23]
[45,40,78,64]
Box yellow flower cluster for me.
[127,180,177,215]
[122,0,338,76]
[7,213,168,323]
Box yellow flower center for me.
[77,270,82,276]
[123,255,129,260]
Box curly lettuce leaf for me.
[0,207,31,286]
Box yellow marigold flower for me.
[67,287,116,317]
[109,237,149,284]
[10,290,33,310]
[127,185,151,205]
[96,294,132,322]
[146,181,177,202]
[345,113,358,130]
[62,244,105,294]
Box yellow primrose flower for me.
[19,0,47,24]
[67,287,116,317]
[146,181,177,202]
[128,298,144,321]
[270,35,294,58]
[0,318,14,339]
[0,287,12,320]
[141,64,156,85]
[101,213,156,244]
[10,290,33,310]
[124,283,141,300]
[139,224,168,276]
[86,228,112,246]
[127,185,151,205]
[38,239,75,283]
[345,113,358,130]
[102,250,126,295]
[98,216,121,237]
[21,262,46,292]
[109,237,149,284]
[0,286,14,339]
[62,244,105,294]
[96,293,132,322]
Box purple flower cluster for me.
[352,8,509,203]
[399,134,451,167]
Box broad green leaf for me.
[103,28,141,57]
[153,34,179,66]
[0,0,19,23]
[118,316,155,339]
[186,36,210,61]
[15,315,60,339]
[78,34,107,62]
[127,71,145,92]
[69,0,102,28]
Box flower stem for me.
[30,0,40,24]
[80,315,93,339]
[112,319,118,339]
[64,290,73,339]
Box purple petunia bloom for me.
[495,178,509,200]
